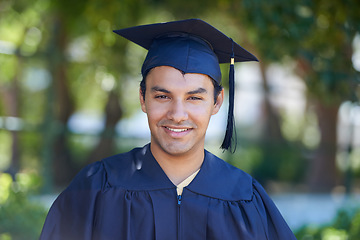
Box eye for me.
[188,96,202,101]
[155,95,169,99]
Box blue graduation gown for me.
[40,144,296,240]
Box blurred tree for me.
[0,0,153,189]
[0,0,39,178]
[80,0,149,166]
[0,57,21,178]
[40,0,152,187]
[45,4,78,188]
[233,0,360,191]
[85,90,123,165]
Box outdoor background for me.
[1,0,360,239]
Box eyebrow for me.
[151,86,207,95]
[187,88,207,95]
[151,86,170,93]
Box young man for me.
[40,19,297,240]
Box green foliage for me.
[0,173,47,240]
[296,209,360,240]
[226,144,263,174]
[226,135,306,183]
[238,0,360,104]
[0,132,11,170]
[0,55,17,84]
[150,0,218,18]
[253,141,306,184]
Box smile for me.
[165,127,190,132]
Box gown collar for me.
[104,144,253,201]
[176,169,200,195]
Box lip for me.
[163,126,192,138]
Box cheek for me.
[189,104,213,121]
[145,104,167,121]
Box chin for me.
[161,142,195,156]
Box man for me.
[40,19,296,239]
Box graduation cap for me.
[114,19,258,152]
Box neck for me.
[150,143,204,185]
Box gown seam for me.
[184,187,254,202]
[101,185,177,192]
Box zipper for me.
[177,194,182,240]
[177,195,182,205]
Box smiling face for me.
[140,66,224,159]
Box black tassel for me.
[221,40,237,152]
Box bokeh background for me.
[1,0,360,239]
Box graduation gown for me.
[40,144,296,240]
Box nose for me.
[167,99,188,123]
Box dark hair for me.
[140,75,223,104]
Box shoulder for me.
[101,144,174,190]
[64,147,143,192]
[101,146,143,179]
[201,152,283,210]
[187,150,255,201]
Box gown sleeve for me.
[39,161,106,240]
[252,180,297,240]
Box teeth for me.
[166,127,188,132]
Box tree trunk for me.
[308,101,340,192]
[52,16,76,187]
[42,14,76,189]
[253,61,290,183]
[0,49,25,179]
[1,80,20,178]
[86,90,123,164]
[259,62,286,144]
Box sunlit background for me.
[1,0,360,239]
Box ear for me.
[212,88,224,115]
[139,88,147,113]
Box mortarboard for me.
[114,19,258,152]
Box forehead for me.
[146,66,214,90]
